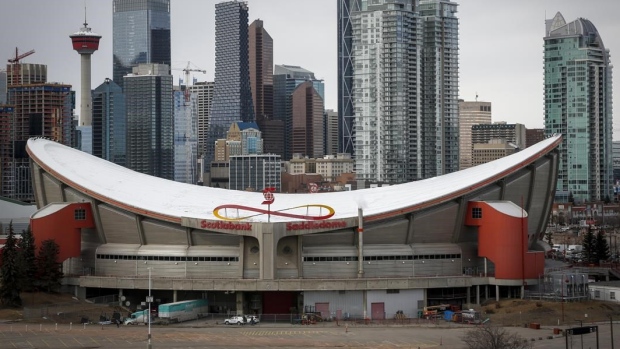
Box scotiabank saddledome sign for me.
[204,189,348,231]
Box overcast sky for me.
[1,0,619,138]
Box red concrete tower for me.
[70,16,101,127]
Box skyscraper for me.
[345,0,458,184]
[249,19,273,124]
[188,81,214,159]
[458,100,492,170]
[419,0,460,178]
[207,1,254,176]
[2,65,74,202]
[112,0,171,89]
[92,78,126,166]
[124,63,173,180]
[351,0,421,183]
[337,0,361,156]
[273,64,324,161]
[544,12,613,203]
[173,87,198,184]
[291,81,325,159]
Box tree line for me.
[0,222,63,307]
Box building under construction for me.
[0,49,75,202]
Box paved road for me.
[0,321,617,348]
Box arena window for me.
[74,208,86,220]
[472,207,482,219]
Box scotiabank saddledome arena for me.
[26,135,560,319]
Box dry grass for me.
[481,299,620,326]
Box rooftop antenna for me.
[475,92,478,102]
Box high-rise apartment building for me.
[92,78,126,166]
[2,79,74,202]
[188,81,214,160]
[544,12,613,202]
[419,0,460,178]
[612,141,620,183]
[124,64,173,180]
[112,0,171,89]
[173,88,198,184]
[207,1,254,174]
[351,0,421,183]
[345,0,458,184]
[458,100,492,170]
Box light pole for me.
[147,267,152,349]
[611,315,615,349]
[576,319,583,349]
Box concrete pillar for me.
[260,230,275,280]
[118,289,124,307]
[173,290,177,302]
[495,285,500,302]
[521,285,525,299]
[236,292,245,315]
[476,285,480,305]
[466,287,471,309]
[485,285,489,301]
[362,290,367,319]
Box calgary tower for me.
[70,15,101,126]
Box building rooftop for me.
[26,135,561,224]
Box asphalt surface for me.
[1,320,618,349]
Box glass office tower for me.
[92,78,127,167]
[206,1,254,175]
[112,0,171,89]
[124,64,173,180]
[544,12,613,203]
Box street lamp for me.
[147,267,152,349]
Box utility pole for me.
[611,315,615,349]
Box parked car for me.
[224,316,245,325]
[246,315,260,324]
[223,315,260,325]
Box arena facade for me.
[26,135,561,319]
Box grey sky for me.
[1,1,619,137]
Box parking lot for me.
[0,320,617,348]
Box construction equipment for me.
[8,47,35,63]
[422,304,451,319]
[7,47,35,86]
[172,61,206,101]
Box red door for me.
[315,302,330,320]
[371,302,385,320]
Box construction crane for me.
[172,61,206,101]
[7,47,35,86]
[8,47,35,63]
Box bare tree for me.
[462,325,532,349]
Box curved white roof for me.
[27,135,561,224]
